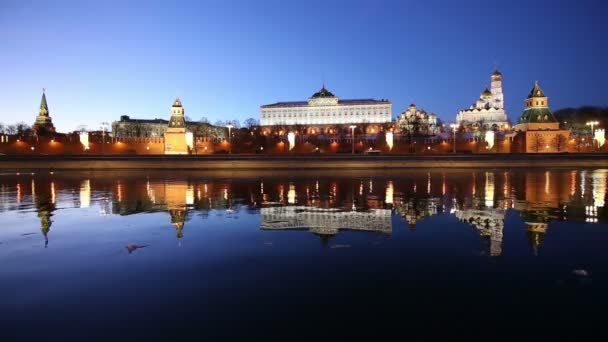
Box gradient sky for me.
[0,0,606,132]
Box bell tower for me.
[491,70,504,109]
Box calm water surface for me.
[1,169,608,339]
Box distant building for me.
[456,70,509,130]
[512,81,570,153]
[33,89,56,135]
[396,103,439,136]
[111,111,225,139]
[260,85,392,127]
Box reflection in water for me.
[1,169,607,254]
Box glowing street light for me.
[450,123,458,153]
[587,120,600,151]
[100,122,109,155]
[349,125,357,154]
[226,124,233,154]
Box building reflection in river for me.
[0,169,606,252]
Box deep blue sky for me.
[0,0,606,132]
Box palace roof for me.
[261,98,390,108]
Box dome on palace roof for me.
[481,87,492,97]
[311,86,336,98]
[492,69,502,77]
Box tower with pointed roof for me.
[512,81,570,152]
[33,89,56,134]
[164,97,189,154]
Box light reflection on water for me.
[1,169,608,338]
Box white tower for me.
[491,70,504,109]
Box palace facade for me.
[456,70,509,130]
[260,85,392,127]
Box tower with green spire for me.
[33,89,56,134]
[512,81,570,152]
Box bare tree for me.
[226,119,241,129]
[531,133,545,153]
[244,118,259,129]
[552,134,568,152]
[75,125,88,132]
[6,125,17,135]
[214,120,226,127]
[16,122,31,134]
[199,117,210,124]
[0,122,5,134]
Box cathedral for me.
[456,70,509,131]
[396,103,438,136]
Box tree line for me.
[0,122,32,135]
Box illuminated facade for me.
[260,85,392,126]
[456,70,509,130]
[164,98,189,154]
[396,103,439,136]
[260,206,392,235]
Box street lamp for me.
[349,125,357,154]
[100,122,109,155]
[586,120,599,151]
[450,123,458,153]
[226,124,233,154]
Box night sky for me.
[0,0,606,132]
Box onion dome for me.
[492,69,502,77]
[481,87,492,98]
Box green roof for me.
[527,81,546,98]
[311,86,336,98]
[518,107,558,124]
[39,91,49,115]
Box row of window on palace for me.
[262,111,390,118]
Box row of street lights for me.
[222,120,604,154]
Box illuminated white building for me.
[260,85,392,126]
[456,70,509,130]
[260,206,392,234]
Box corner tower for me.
[33,89,56,134]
